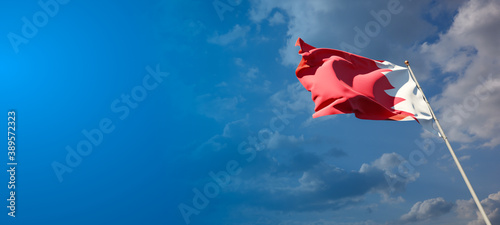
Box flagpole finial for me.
[404,60,409,66]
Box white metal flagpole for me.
[404,60,491,225]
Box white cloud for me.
[269,83,339,128]
[459,155,471,161]
[207,24,251,45]
[238,66,272,93]
[270,82,315,115]
[215,81,227,87]
[399,197,454,223]
[427,0,468,20]
[225,151,417,213]
[242,67,258,82]
[421,0,500,147]
[222,117,249,138]
[194,117,249,155]
[268,12,286,26]
[196,94,245,121]
[266,132,305,150]
[456,191,500,225]
[234,57,244,67]
[360,152,419,197]
[194,135,227,153]
[249,0,438,66]
[249,0,336,66]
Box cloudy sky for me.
[2,0,500,225]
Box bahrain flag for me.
[295,38,437,134]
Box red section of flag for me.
[295,38,413,120]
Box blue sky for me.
[1,0,500,224]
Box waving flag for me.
[295,38,494,223]
[295,38,437,134]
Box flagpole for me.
[404,60,491,225]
